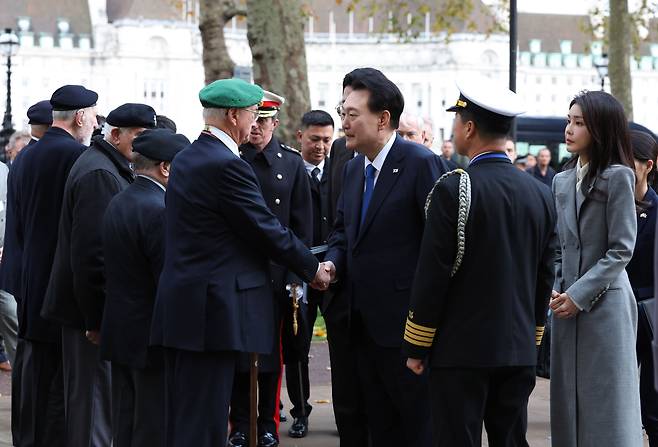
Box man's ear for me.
[110,127,122,143]
[160,161,170,178]
[379,111,391,130]
[296,130,303,143]
[272,118,280,130]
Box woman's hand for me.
[550,292,580,319]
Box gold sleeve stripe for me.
[536,326,545,346]
[404,333,433,347]
[405,325,435,340]
[406,319,436,335]
[404,329,434,344]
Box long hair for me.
[565,91,635,198]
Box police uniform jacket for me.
[240,137,313,290]
[325,135,445,347]
[308,157,333,249]
[42,136,134,330]
[0,127,85,342]
[149,132,318,354]
[100,176,166,369]
[403,155,556,367]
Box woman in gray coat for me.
[550,90,643,446]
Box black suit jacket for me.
[1,127,85,342]
[308,157,332,247]
[150,132,318,354]
[100,176,166,369]
[325,135,445,347]
[43,137,134,330]
[403,156,556,367]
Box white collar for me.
[137,174,166,191]
[304,159,324,174]
[364,132,396,173]
[576,157,589,181]
[205,125,240,157]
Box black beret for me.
[50,85,98,111]
[106,103,157,129]
[27,100,53,125]
[132,129,190,162]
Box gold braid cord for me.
[424,168,471,277]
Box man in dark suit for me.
[149,78,329,447]
[100,129,189,447]
[1,85,99,447]
[403,80,556,446]
[43,103,156,447]
[229,90,313,447]
[320,69,445,446]
[282,110,335,439]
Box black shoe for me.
[279,409,287,423]
[227,431,248,447]
[288,416,309,438]
[257,432,279,447]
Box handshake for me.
[310,261,336,291]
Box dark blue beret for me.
[27,100,53,125]
[50,85,98,111]
[106,103,157,129]
[132,129,190,162]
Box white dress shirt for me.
[205,125,240,158]
[304,159,324,181]
[364,132,396,189]
[576,158,589,192]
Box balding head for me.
[397,112,425,145]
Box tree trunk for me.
[608,0,633,119]
[246,0,311,145]
[199,0,246,85]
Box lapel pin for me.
[393,168,399,174]
[641,212,648,218]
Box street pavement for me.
[0,342,649,446]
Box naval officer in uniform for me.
[149,78,329,447]
[403,80,556,446]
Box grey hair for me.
[52,109,78,122]
[400,112,424,130]
[132,152,161,172]
[7,130,31,148]
[202,107,228,121]
[102,123,117,139]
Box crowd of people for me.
[0,65,656,447]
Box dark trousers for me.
[112,362,165,447]
[164,348,236,447]
[324,313,369,446]
[356,329,431,447]
[61,326,112,447]
[430,366,536,447]
[11,338,65,447]
[638,304,658,445]
[230,370,281,437]
[285,299,318,420]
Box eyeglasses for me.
[243,108,260,120]
[335,103,344,117]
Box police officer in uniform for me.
[403,80,556,446]
[228,91,313,447]
[100,129,189,447]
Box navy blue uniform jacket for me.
[325,135,445,347]
[1,127,85,342]
[150,132,318,354]
[100,176,167,369]
[627,187,657,300]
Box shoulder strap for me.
[424,168,471,277]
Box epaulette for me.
[280,143,301,156]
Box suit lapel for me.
[355,141,404,246]
[559,169,580,243]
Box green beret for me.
[199,78,264,109]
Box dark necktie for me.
[361,164,377,225]
[311,167,321,185]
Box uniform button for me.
[239,151,243,156]
[277,174,283,180]
[275,198,281,205]
[322,216,328,221]
[277,152,282,158]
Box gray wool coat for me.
[550,164,643,447]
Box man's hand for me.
[85,330,101,345]
[406,358,425,375]
[550,292,580,319]
[310,261,335,290]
